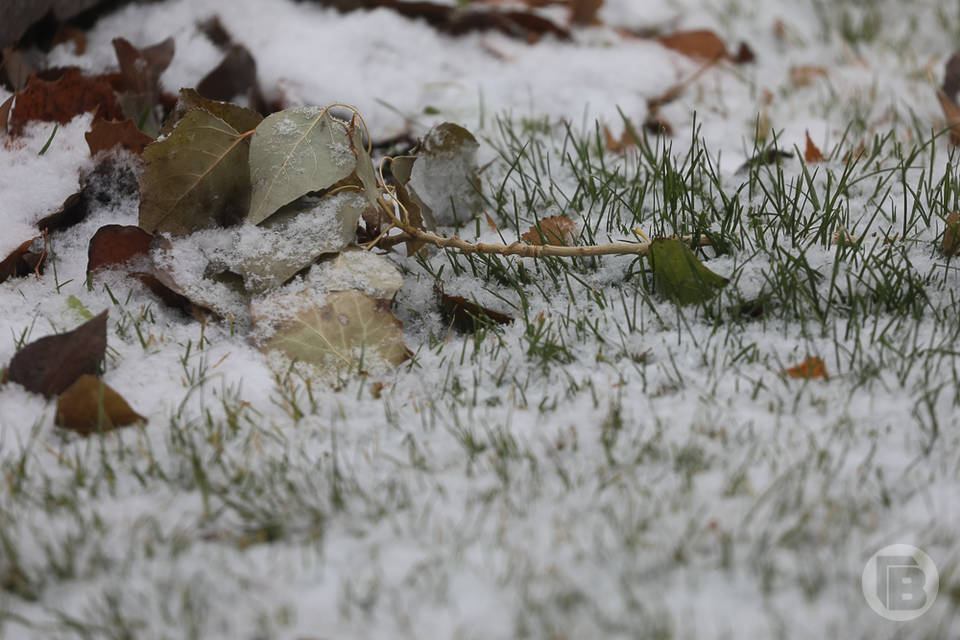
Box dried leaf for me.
[87,224,153,274]
[943,51,960,102]
[0,237,42,284]
[6,311,107,398]
[485,212,499,231]
[254,289,410,378]
[658,30,728,61]
[646,237,728,305]
[139,109,252,234]
[85,118,153,156]
[0,47,34,91]
[569,0,604,26]
[197,44,261,106]
[736,148,793,174]
[55,375,145,435]
[408,122,483,226]
[783,356,828,380]
[522,215,576,245]
[247,107,356,225]
[8,68,124,135]
[390,154,429,255]
[160,87,263,137]
[436,285,513,332]
[936,89,960,146]
[943,211,960,257]
[804,130,824,163]
[111,37,174,136]
[0,94,12,132]
[790,65,828,88]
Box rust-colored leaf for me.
[56,375,145,435]
[569,0,604,26]
[85,118,153,156]
[604,125,636,152]
[5,311,108,398]
[943,212,960,257]
[8,68,124,135]
[657,30,728,61]
[485,212,499,232]
[804,131,824,163]
[790,65,828,88]
[0,237,43,284]
[0,94,12,132]
[521,215,576,245]
[87,225,153,274]
[783,356,828,380]
[936,89,960,147]
[436,284,514,332]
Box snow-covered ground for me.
[2,0,960,637]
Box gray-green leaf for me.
[408,122,483,226]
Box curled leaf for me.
[646,238,728,304]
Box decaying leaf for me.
[804,131,824,163]
[521,215,576,245]
[408,122,483,227]
[111,37,175,136]
[5,311,107,398]
[247,107,356,225]
[8,68,124,135]
[937,89,960,146]
[646,237,728,304]
[0,237,43,284]
[436,284,514,331]
[198,44,260,105]
[943,211,960,257]
[783,356,828,380]
[139,109,252,234]
[390,154,430,254]
[253,289,409,378]
[604,125,637,152]
[658,30,728,61]
[56,374,145,435]
[790,66,828,88]
[87,224,153,274]
[85,118,153,156]
[569,0,604,26]
[160,88,263,137]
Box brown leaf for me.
[804,130,824,163]
[6,311,108,398]
[56,375,145,435]
[129,272,208,319]
[657,30,728,61]
[198,44,261,105]
[85,118,153,156]
[112,37,174,98]
[604,125,636,152]
[50,25,88,56]
[485,212,499,232]
[0,47,34,91]
[87,224,153,274]
[790,65,828,88]
[569,0,604,26]
[943,212,960,257]
[936,89,960,146]
[943,51,960,102]
[783,356,828,380]
[8,68,124,135]
[522,215,576,245]
[733,42,755,64]
[436,285,513,332]
[0,237,43,284]
[0,94,12,132]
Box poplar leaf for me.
[408,122,483,226]
[247,107,356,225]
[139,110,251,234]
[647,238,728,304]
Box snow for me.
[2,0,960,638]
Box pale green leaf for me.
[247,107,357,225]
[647,237,729,305]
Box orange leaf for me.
[804,131,824,163]
[657,30,728,61]
[783,356,828,380]
[8,68,125,135]
[790,66,828,88]
[604,125,636,152]
[521,215,576,245]
[485,212,499,232]
[85,118,153,156]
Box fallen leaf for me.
[736,148,793,173]
[485,212,499,231]
[111,37,174,136]
[5,311,107,398]
[0,237,42,284]
[943,211,960,257]
[604,125,637,152]
[658,30,728,61]
[436,284,514,331]
[254,289,410,379]
[783,356,828,380]
[522,215,576,245]
[85,118,153,156]
[0,47,34,91]
[0,94,12,132]
[936,89,960,146]
[197,44,263,110]
[247,107,356,225]
[8,68,124,135]
[160,87,263,137]
[943,51,960,103]
[804,130,824,163]
[646,237,728,305]
[87,224,153,274]
[56,374,145,435]
[408,122,483,227]
[50,24,87,56]
[790,65,828,88]
[569,0,604,26]
[733,42,755,64]
[139,109,252,234]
